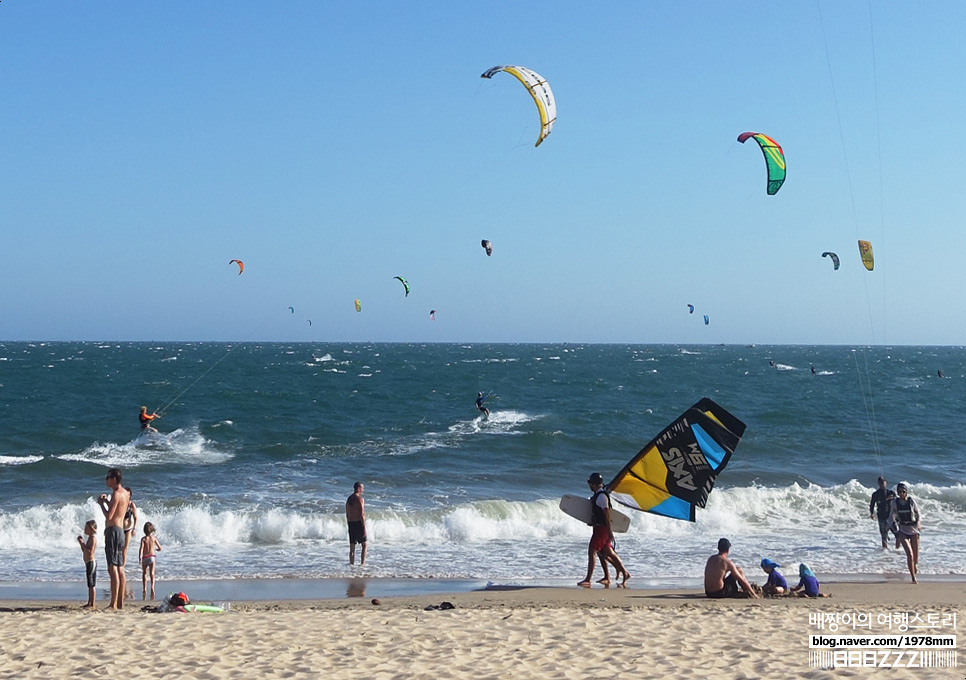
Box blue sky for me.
[2,1,964,344]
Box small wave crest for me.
[0,454,44,466]
[57,426,232,468]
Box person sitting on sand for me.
[139,406,161,433]
[790,563,828,597]
[890,481,921,584]
[760,558,788,595]
[578,473,630,588]
[704,538,759,598]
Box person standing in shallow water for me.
[97,468,130,610]
[869,476,896,549]
[346,482,367,566]
[891,482,921,583]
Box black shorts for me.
[706,574,740,598]
[348,520,367,545]
[85,561,96,589]
[104,526,125,567]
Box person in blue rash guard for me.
[791,563,828,597]
[760,558,788,595]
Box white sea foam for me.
[0,454,43,466]
[56,426,232,468]
[2,483,965,582]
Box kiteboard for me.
[559,494,631,533]
[134,431,172,449]
[181,604,225,613]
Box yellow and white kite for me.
[481,65,556,147]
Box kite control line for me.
[154,345,235,416]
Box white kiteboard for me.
[559,494,631,533]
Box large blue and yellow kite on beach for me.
[606,398,746,522]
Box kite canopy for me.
[858,240,874,271]
[354,299,362,312]
[606,398,746,522]
[737,132,786,195]
[229,259,244,275]
[704,315,710,325]
[289,306,295,314]
[821,251,840,270]
[481,239,493,256]
[429,310,436,321]
[393,276,410,297]
[687,304,694,314]
[481,65,556,147]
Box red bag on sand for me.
[169,592,190,607]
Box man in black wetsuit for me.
[869,476,897,549]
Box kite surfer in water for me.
[475,392,490,420]
[138,406,161,433]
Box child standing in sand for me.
[139,522,162,600]
[77,520,97,608]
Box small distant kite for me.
[229,259,244,275]
[481,239,493,256]
[737,132,785,195]
[480,65,556,147]
[354,299,362,312]
[289,306,295,314]
[394,276,410,297]
[307,319,312,327]
[704,315,710,325]
[858,240,874,271]
[429,310,436,321]
[821,252,840,270]
[687,304,694,314]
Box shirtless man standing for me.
[704,537,760,599]
[346,482,367,566]
[98,468,131,610]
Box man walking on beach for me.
[704,538,759,598]
[578,473,630,588]
[346,482,367,566]
[97,468,131,609]
[869,476,896,549]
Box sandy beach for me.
[1,582,962,679]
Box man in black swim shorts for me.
[704,538,759,599]
[346,482,368,566]
[97,468,131,609]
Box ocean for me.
[1,342,964,592]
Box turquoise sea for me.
[1,342,964,592]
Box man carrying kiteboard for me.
[578,473,630,588]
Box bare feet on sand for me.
[577,580,592,588]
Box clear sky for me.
[2,2,964,344]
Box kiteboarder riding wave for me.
[139,406,161,433]
[476,392,489,420]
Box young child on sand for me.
[139,522,162,600]
[790,563,829,598]
[77,520,97,608]
[760,558,788,596]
